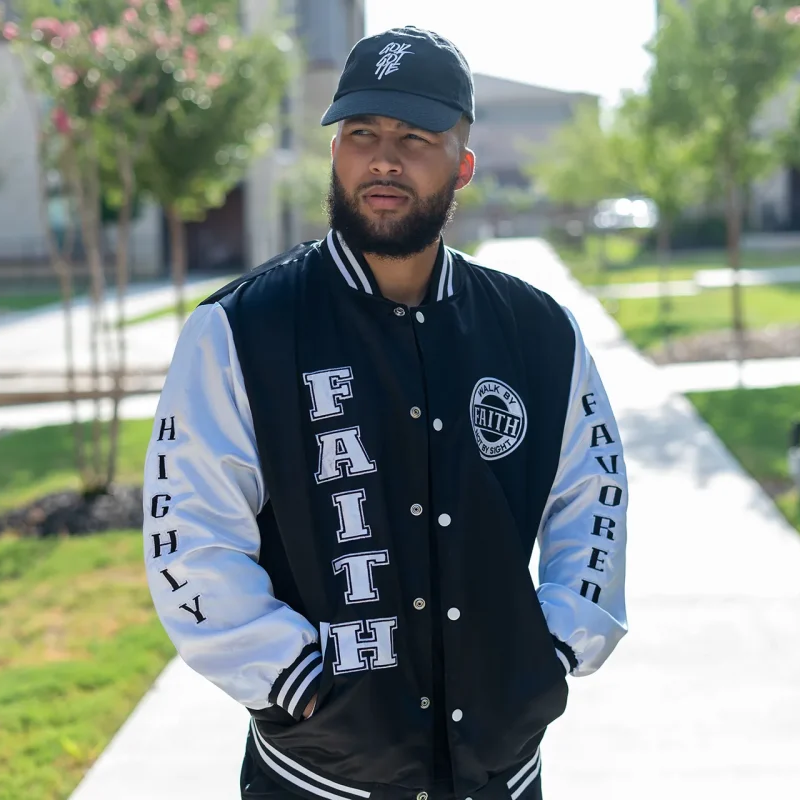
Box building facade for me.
[447,74,599,247]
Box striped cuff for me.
[552,635,578,675]
[269,642,323,721]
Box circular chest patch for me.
[470,378,528,461]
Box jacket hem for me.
[249,719,544,800]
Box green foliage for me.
[648,0,800,187]
[526,101,626,207]
[0,529,175,800]
[278,125,332,229]
[135,9,293,221]
[610,90,711,227]
[11,1,291,221]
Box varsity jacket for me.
[143,230,628,800]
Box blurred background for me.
[0,1,799,799]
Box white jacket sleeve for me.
[536,307,628,677]
[143,301,321,720]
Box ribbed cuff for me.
[552,635,578,675]
[269,642,323,721]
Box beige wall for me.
[0,44,48,262]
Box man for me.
[143,25,628,800]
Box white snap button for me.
[438,513,451,527]
[410,504,423,516]
[417,793,429,800]
[447,607,461,621]
[415,311,425,323]
[433,418,443,431]
[394,307,406,317]
[420,697,430,709]
[452,709,463,722]
[414,598,426,610]
[410,406,422,419]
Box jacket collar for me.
[323,229,457,304]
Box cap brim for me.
[320,89,463,133]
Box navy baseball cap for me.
[321,26,475,133]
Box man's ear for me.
[455,149,476,191]
[330,134,337,160]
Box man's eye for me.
[351,129,372,136]
[406,134,428,142]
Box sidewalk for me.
[0,275,230,375]
[484,238,800,798]
[58,238,800,799]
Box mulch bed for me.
[649,324,800,365]
[0,484,143,537]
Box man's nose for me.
[369,138,403,176]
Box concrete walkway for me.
[0,275,230,375]
[592,263,800,299]
[62,237,800,800]
[658,356,800,394]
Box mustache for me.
[357,180,416,199]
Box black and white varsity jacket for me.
[143,230,628,800]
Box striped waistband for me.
[249,719,542,800]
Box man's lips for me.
[362,188,410,210]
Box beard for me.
[326,167,459,259]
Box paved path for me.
[63,237,800,800]
[592,263,800,299]
[658,356,800,394]
[0,275,230,374]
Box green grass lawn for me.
[555,235,800,286]
[611,282,800,351]
[0,417,175,799]
[688,386,800,533]
[0,419,154,512]
[0,529,175,800]
[0,292,65,313]
[124,292,210,327]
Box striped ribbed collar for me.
[324,229,457,303]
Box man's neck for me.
[361,239,441,307]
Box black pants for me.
[240,748,544,800]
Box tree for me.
[4,0,283,492]
[130,1,291,324]
[610,90,710,345]
[526,101,627,210]
[648,0,800,357]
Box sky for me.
[364,0,658,108]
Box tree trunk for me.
[106,138,135,487]
[656,220,673,357]
[167,207,188,331]
[74,149,108,492]
[37,137,88,484]
[725,174,745,364]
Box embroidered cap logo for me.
[375,42,414,80]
